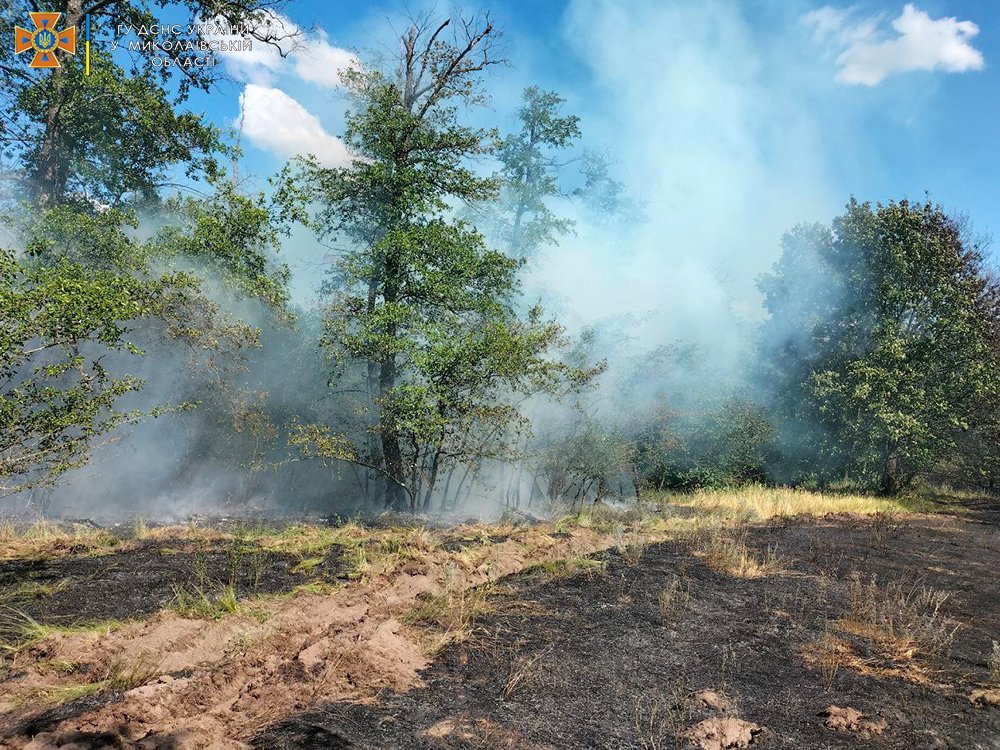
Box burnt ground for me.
[254,509,1000,750]
[0,538,346,626]
[0,537,349,744]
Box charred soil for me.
[255,512,1000,749]
[0,504,998,749]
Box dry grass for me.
[686,523,784,578]
[719,641,739,690]
[615,528,648,565]
[868,510,905,548]
[806,573,963,686]
[813,626,850,689]
[132,516,150,540]
[558,503,649,534]
[494,642,551,701]
[0,519,122,561]
[2,611,123,649]
[659,484,913,520]
[402,582,497,649]
[842,574,960,661]
[0,485,928,568]
[0,579,68,609]
[658,574,691,622]
[633,682,691,750]
[236,521,440,583]
[633,695,672,750]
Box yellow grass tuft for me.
[683,522,784,578]
[402,583,497,650]
[0,519,121,561]
[657,484,914,520]
[841,574,960,661]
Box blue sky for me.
[172,0,1000,309]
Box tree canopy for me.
[284,16,597,510]
[758,198,1000,493]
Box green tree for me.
[0,250,197,494]
[285,15,595,510]
[8,177,293,505]
[630,400,773,491]
[0,1,302,504]
[759,198,1000,493]
[1,0,296,208]
[536,421,635,505]
[486,86,580,259]
[572,150,643,225]
[149,181,293,312]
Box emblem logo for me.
[14,13,77,69]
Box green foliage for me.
[284,17,597,509]
[149,182,293,313]
[759,198,1000,492]
[14,47,221,207]
[2,173,293,496]
[0,250,195,494]
[486,86,580,258]
[632,401,774,492]
[538,422,635,502]
[0,0,297,208]
[572,150,644,224]
[21,205,150,271]
[0,0,295,500]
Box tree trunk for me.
[35,0,82,208]
[423,446,443,510]
[378,355,407,510]
[452,466,471,509]
[879,443,903,495]
[631,464,643,502]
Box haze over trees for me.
[280,18,599,510]
[1,5,999,517]
[759,199,1000,494]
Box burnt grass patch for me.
[0,538,347,626]
[255,512,1000,749]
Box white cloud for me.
[292,29,359,88]
[804,3,985,86]
[207,11,359,88]
[201,11,294,85]
[238,84,351,166]
[804,6,855,40]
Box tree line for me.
[2,2,998,514]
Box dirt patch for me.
[969,689,1000,707]
[823,705,888,736]
[682,717,764,749]
[418,717,554,749]
[3,507,1000,749]
[0,523,614,748]
[692,689,733,712]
